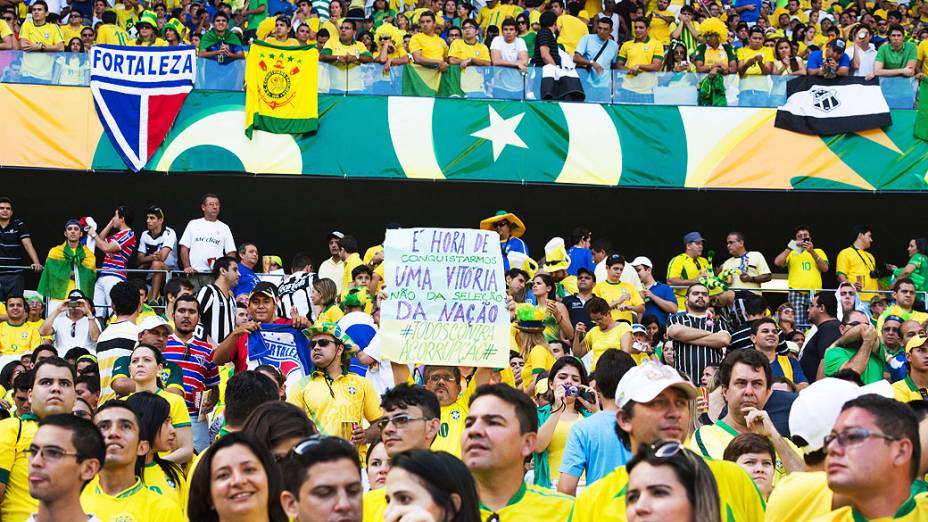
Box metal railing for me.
[0,50,918,109]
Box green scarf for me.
[698,73,727,106]
[198,28,243,52]
[37,242,96,300]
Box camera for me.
[563,385,597,404]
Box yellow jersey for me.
[0,19,12,40]
[125,388,192,428]
[737,45,775,75]
[688,419,799,483]
[409,32,448,61]
[557,14,588,54]
[114,2,142,31]
[431,379,475,458]
[893,376,927,403]
[340,252,364,294]
[784,248,828,290]
[363,487,387,521]
[133,37,168,46]
[316,303,345,325]
[521,344,555,390]
[449,38,490,61]
[481,482,574,521]
[835,246,880,300]
[648,10,674,45]
[764,471,833,522]
[0,414,39,522]
[95,24,132,46]
[287,371,382,438]
[571,457,765,522]
[876,305,928,333]
[60,23,85,43]
[142,461,188,515]
[582,321,632,369]
[476,3,506,32]
[808,490,928,521]
[18,20,63,46]
[666,253,710,308]
[918,39,928,76]
[80,476,185,521]
[0,321,41,356]
[592,280,644,323]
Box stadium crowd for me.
[0,197,926,521]
[1,0,926,102]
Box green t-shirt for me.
[875,41,917,70]
[247,0,268,29]
[907,252,928,292]
[823,345,886,384]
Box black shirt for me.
[532,27,560,67]
[0,219,30,274]
[562,294,592,331]
[798,318,842,382]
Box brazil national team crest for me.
[90,45,196,172]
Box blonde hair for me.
[313,278,338,307]
[518,331,549,360]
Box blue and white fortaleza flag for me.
[247,323,313,387]
[90,45,196,172]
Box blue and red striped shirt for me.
[100,228,136,280]
[163,333,220,416]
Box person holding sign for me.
[286,323,383,445]
[531,274,574,342]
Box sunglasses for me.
[290,435,355,457]
[375,414,428,430]
[309,338,338,348]
[824,427,897,449]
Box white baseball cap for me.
[138,315,174,335]
[788,378,894,454]
[615,362,697,408]
[630,256,653,269]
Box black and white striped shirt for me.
[0,219,30,274]
[277,272,316,320]
[196,284,236,344]
[667,311,730,384]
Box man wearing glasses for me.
[423,365,493,458]
[38,290,99,350]
[823,395,927,520]
[27,414,104,522]
[0,357,76,522]
[363,383,440,520]
[479,210,528,271]
[822,310,885,384]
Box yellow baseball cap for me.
[906,334,928,353]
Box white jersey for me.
[138,226,178,268]
[277,271,317,320]
[178,218,235,273]
[196,284,236,344]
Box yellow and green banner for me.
[244,40,319,138]
[4,82,928,191]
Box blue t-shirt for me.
[887,352,907,382]
[643,282,677,324]
[566,246,595,276]
[734,0,762,22]
[806,50,850,71]
[232,263,260,296]
[771,355,808,384]
[559,410,632,486]
[501,237,528,271]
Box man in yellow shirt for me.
[95,11,131,45]
[773,225,829,328]
[647,0,675,45]
[476,0,506,33]
[27,415,103,522]
[81,401,184,521]
[287,322,382,440]
[571,362,766,522]
[592,254,644,323]
[410,11,448,67]
[811,395,926,521]
[836,225,880,301]
[60,9,86,44]
[552,0,588,55]
[736,25,775,105]
[333,235,365,296]
[0,296,41,358]
[19,1,64,52]
[688,349,805,483]
[463,384,574,520]
[449,18,491,93]
[362,384,441,520]
[320,20,373,92]
[0,357,77,522]
[666,231,710,309]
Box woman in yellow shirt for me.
[312,278,344,324]
[515,303,556,392]
[533,356,596,489]
[531,274,574,342]
[125,391,188,514]
[133,11,167,46]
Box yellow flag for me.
[245,40,319,138]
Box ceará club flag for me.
[90,45,196,172]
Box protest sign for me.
[381,228,509,368]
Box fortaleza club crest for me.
[810,87,840,113]
[89,45,196,172]
[257,51,304,109]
